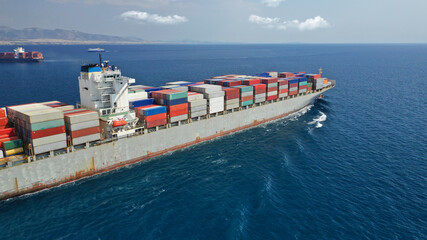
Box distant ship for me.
[88,48,105,52]
[0,47,43,63]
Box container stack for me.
[63,109,100,146]
[189,84,224,114]
[0,128,21,157]
[307,82,313,92]
[221,80,241,87]
[222,87,240,110]
[261,78,278,100]
[151,90,189,123]
[288,78,299,96]
[187,92,207,118]
[266,72,278,78]
[232,85,254,107]
[312,78,325,90]
[7,103,67,155]
[135,105,167,128]
[277,79,289,98]
[252,84,266,103]
[298,77,308,94]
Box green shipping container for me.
[307,82,313,87]
[299,81,307,86]
[267,83,278,88]
[29,119,65,131]
[3,139,23,151]
[241,100,254,106]
[166,91,188,100]
[240,86,253,93]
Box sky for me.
[1,0,426,43]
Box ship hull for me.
[0,88,332,200]
[0,59,43,63]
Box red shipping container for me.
[0,109,5,118]
[290,83,298,88]
[267,86,278,92]
[71,126,100,139]
[289,90,298,96]
[167,103,188,112]
[31,126,65,139]
[299,85,307,89]
[144,113,167,122]
[267,95,278,101]
[169,108,188,117]
[0,136,18,148]
[0,117,8,126]
[307,87,312,91]
[254,89,266,94]
[242,79,260,85]
[241,96,253,102]
[222,80,241,87]
[279,89,288,94]
[260,78,278,84]
[253,84,266,90]
[279,72,294,78]
[226,93,239,100]
[146,118,167,128]
[278,79,289,86]
[0,128,15,136]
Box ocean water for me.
[0,44,426,239]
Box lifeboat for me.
[112,120,127,127]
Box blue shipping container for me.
[143,106,167,116]
[130,98,155,108]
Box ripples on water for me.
[0,44,426,239]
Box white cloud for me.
[262,0,285,7]
[120,11,188,25]
[249,15,330,31]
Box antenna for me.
[318,67,323,75]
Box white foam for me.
[308,111,327,128]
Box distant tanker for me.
[0,47,43,63]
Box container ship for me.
[0,59,335,200]
[0,47,43,63]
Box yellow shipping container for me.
[5,147,24,156]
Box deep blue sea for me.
[0,44,426,239]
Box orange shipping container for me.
[70,126,100,139]
[144,113,167,122]
[0,109,5,118]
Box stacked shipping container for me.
[190,85,224,114]
[261,78,278,100]
[152,90,189,123]
[135,105,167,128]
[288,78,299,96]
[298,77,308,94]
[222,87,240,110]
[187,92,207,118]
[232,85,254,107]
[63,109,100,145]
[277,79,289,98]
[7,103,67,155]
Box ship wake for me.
[308,111,327,128]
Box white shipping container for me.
[279,85,288,90]
[207,97,224,105]
[190,84,222,93]
[255,93,266,99]
[225,103,239,110]
[225,99,239,105]
[66,120,99,131]
[189,99,207,107]
[209,105,224,114]
[0,150,3,159]
[190,105,207,112]
[203,91,225,99]
[267,91,277,97]
[187,93,204,101]
[33,141,67,155]
[170,114,188,123]
[166,81,192,86]
[279,93,288,98]
[254,97,266,103]
[31,133,67,146]
[128,92,148,101]
[241,91,252,97]
[21,108,64,123]
[289,87,298,92]
[190,109,207,118]
[64,111,99,124]
[299,88,307,93]
[71,133,100,145]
